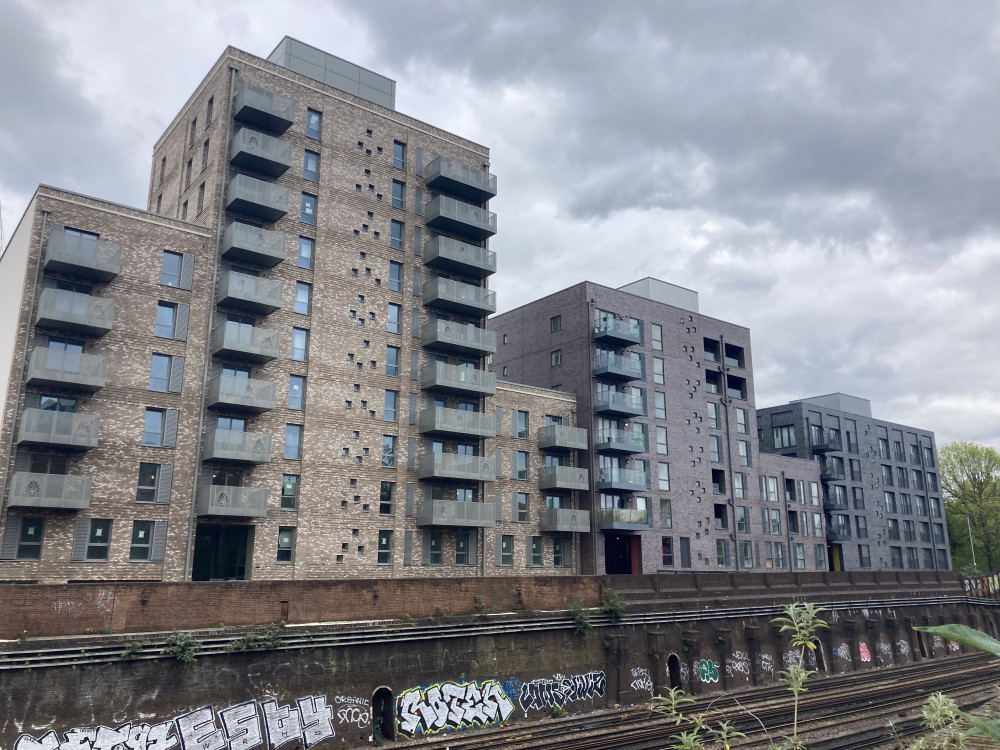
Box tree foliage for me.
[939,442,1000,574]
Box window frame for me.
[281,474,300,510]
[300,193,317,225]
[303,149,319,181]
[277,526,296,563]
[129,520,155,561]
[306,109,322,140]
[160,250,183,287]
[284,424,303,460]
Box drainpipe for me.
[184,64,239,581]
[0,210,50,510]
[587,298,598,575]
[718,335,739,570]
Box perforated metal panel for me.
[0,517,21,561]
[405,483,414,517]
[168,356,184,394]
[156,464,173,505]
[403,530,413,565]
[150,521,168,563]
[70,518,90,561]
[180,254,195,291]
[174,304,190,341]
[163,409,179,448]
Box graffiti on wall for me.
[679,662,690,683]
[500,676,522,703]
[897,639,911,657]
[858,643,871,662]
[11,696,335,750]
[726,651,750,678]
[697,660,719,684]
[518,671,607,714]
[333,696,370,729]
[756,653,774,676]
[629,667,653,696]
[396,679,515,738]
[876,641,893,662]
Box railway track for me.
[389,654,1000,750]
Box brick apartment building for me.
[489,278,828,575]
[0,38,590,583]
[757,394,950,572]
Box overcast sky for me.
[2,0,999,446]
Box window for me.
[651,323,662,350]
[382,435,397,467]
[661,537,674,566]
[724,343,744,368]
[712,469,726,494]
[300,193,317,224]
[714,503,728,530]
[149,354,170,392]
[660,498,672,529]
[716,539,731,567]
[9,517,44,560]
[274,527,296,563]
[143,409,165,446]
[499,535,513,567]
[773,425,795,449]
[710,435,722,462]
[734,472,747,499]
[390,220,403,250]
[890,546,904,569]
[296,236,314,270]
[734,408,748,434]
[852,486,865,510]
[391,180,405,210]
[738,440,751,466]
[815,544,827,570]
[653,357,664,384]
[858,544,871,569]
[161,251,182,287]
[189,117,198,146]
[129,521,154,561]
[792,542,805,570]
[515,451,529,479]
[292,328,309,361]
[197,183,205,213]
[550,315,562,333]
[185,158,192,187]
[515,410,528,438]
[392,140,405,169]
[159,157,166,184]
[553,537,570,567]
[516,492,529,522]
[705,371,720,394]
[287,375,305,409]
[707,402,720,429]
[388,261,402,292]
[384,390,398,422]
[897,466,909,488]
[655,392,666,419]
[205,96,214,124]
[770,508,782,534]
[455,531,472,565]
[136,463,163,503]
[155,302,177,338]
[658,462,670,491]
[679,537,691,568]
[285,424,303,459]
[386,345,400,377]
[303,150,319,181]
[306,109,322,139]
[901,494,913,514]
[878,438,890,459]
[551,349,562,367]
[181,201,188,220]
[422,531,443,566]
[86,519,112,561]
[377,481,395,515]
[281,475,299,510]
[656,426,668,454]
[736,506,750,533]
[387,303,401,334]
[291,281,312,315]
[856,516,868,539]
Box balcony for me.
[421,320,496,356]
[44,227,121,282]
[425,156,497,203]
[232,83,296,134]
[595,428,646,454]
[421,362,496,397]
[418,453,496,482]
[812,431,843,453]
[537,425,588,452]
[827,526,852,542]
[820,466,846,483]
[211,324,280,363]
[538,466,590,492]
[230,127,293,177]
[206,375,276,413]
[26,349,107,392]
[17,409,100,450]
[202,429,272,464]
[9,472,92,510]
[196,485,268,518]
[226,174,289,223]
[419,407,496,439]
[416,500,497,528]
[35,289,114,337]
[597,508,651,531]
[594,390,644,418]
[425,195,497,241]
[539,508,591,534]
[596,467,648,493]
[593,353,643,382]
[422,277,496,316]
[592,318,641,347]
[423,235,496,279]
[222,222,287,267]
[823,499,849,512]
[217,270,284,315]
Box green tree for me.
[939,441,1000,574]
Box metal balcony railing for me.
[420,361,496,396]
[26,349,107,392]
[44,227,121,281]
[425,155,498,203]
[423,235,496,278]
[537,425,588,452]
[222,222,287,267]
[17,409,100,450]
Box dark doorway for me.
[828,544,843,572]
[667,654,682,689]
[372,687,395,743]
[605,535,633,574]
[192,524,253,581]
[916,629,928,659]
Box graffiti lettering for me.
[726,651,750,677]
[836,642,851,661]
[697,660,719,683]
[518,671,606,715]
[12,697,333,750]
[96,589,116,615]
[396,679,514,738]
[629,667,653,696]
[858,643,871,662]
[756,653,774,675]
[876,642,892,661]
[949,641,961,652]
[933,635,946,653]
[679,662,690,683]
[897,639,911,657]
[334,696,369,706]
[782,650,801,668]
[335,707,369,728]
[500,676,522,702]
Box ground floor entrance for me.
[192,523,254,581]
[604,534,641,574]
